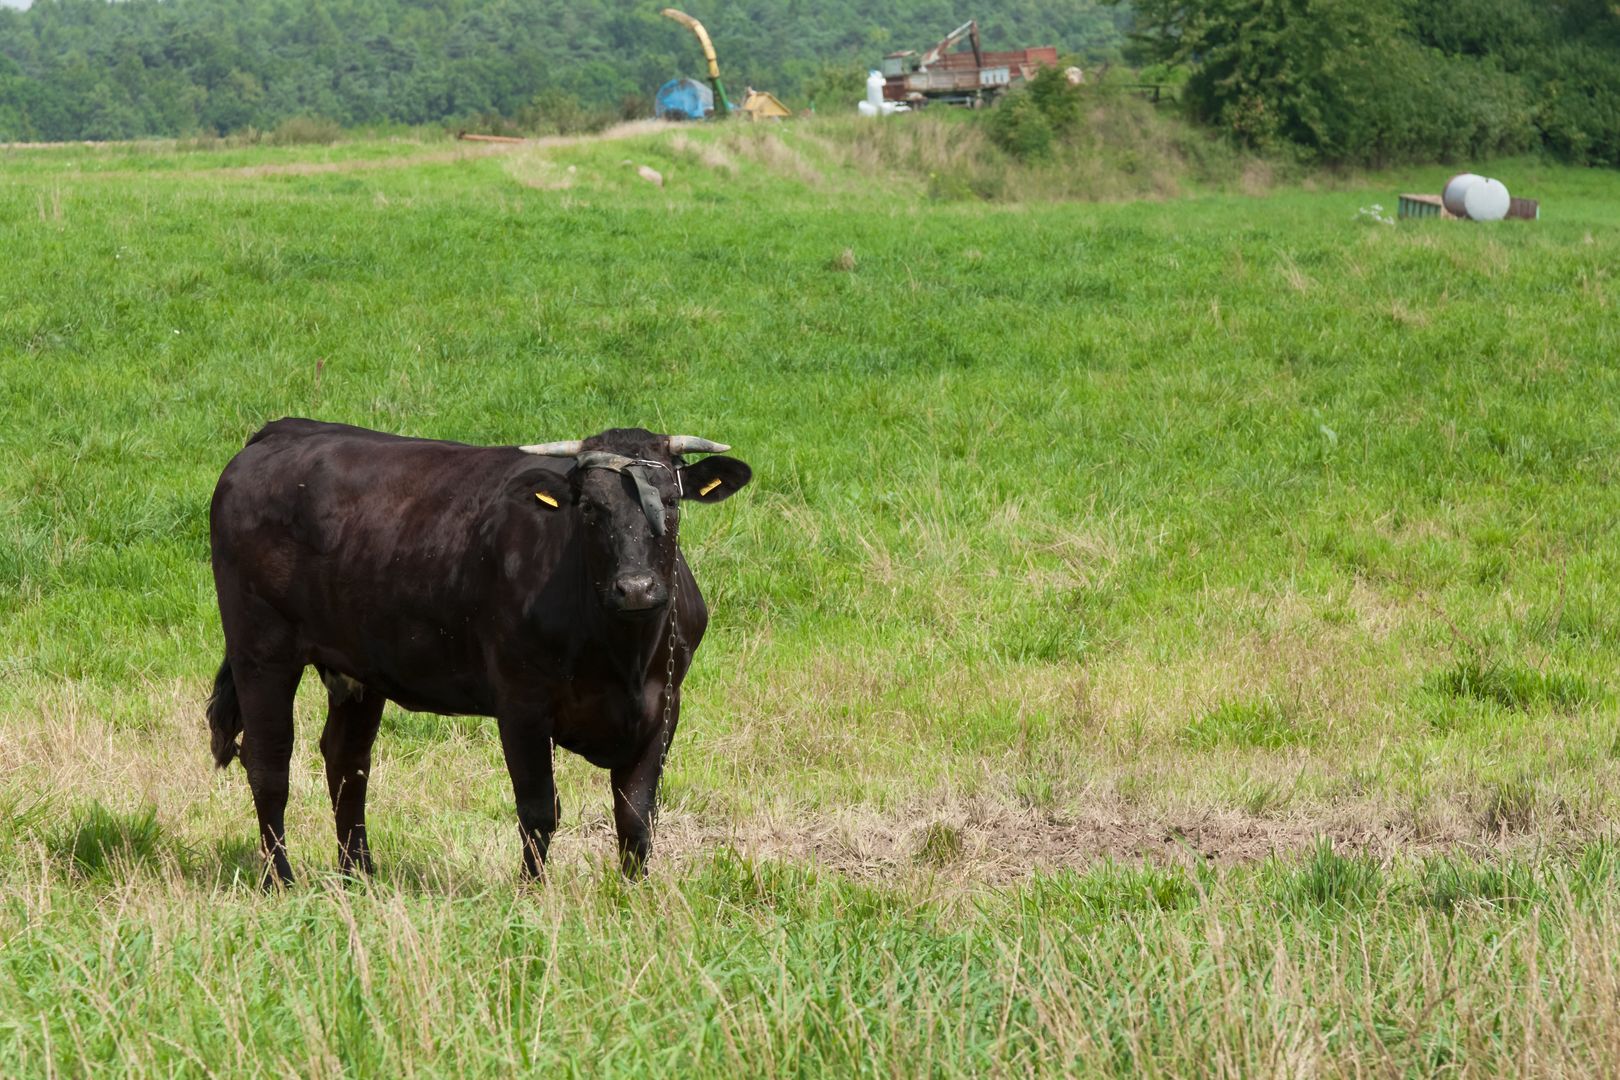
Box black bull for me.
[206,419,751,886]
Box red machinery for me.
[880,19,1059,108]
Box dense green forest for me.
[6,0,1617,166]
[1125,0,1620,166]
[0,0,1131,140]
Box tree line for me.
[8,0,1615,168]
[0,0,1131,141]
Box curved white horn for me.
[519,439,585,457]
[667,436,730,455]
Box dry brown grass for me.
[668,131,738,175]
[1278,250,1315,293]
[719,128,825,187]
[502,150,577,191]
[757,95,1267,205]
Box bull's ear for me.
[516,468,574,510]
[679,456,751,503]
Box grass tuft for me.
[1277,837,1384,912]
[0,796,55,843]
[1180,697,1308,750]
[914,821,965,867]
[1429,658,1601,713]
[1423,857,1547,912]
[1021,862,1198,925]
[1478,774,1542,836]
[47,803,169,878]
[689,848,821,916]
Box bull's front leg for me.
[496,713,559,880]
[611,687,680,880]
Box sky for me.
[0,1,31,9]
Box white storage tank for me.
[866,70,886,107]
[1442,173,1483,216]
[1442,173,1511,221]
[1463,178,1510,222]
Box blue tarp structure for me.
[656,78,714,121]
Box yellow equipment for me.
[740,90,791,120]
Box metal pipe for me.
[660,8,732,117]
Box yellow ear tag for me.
[698,478,723,497]
[535,493,559,508]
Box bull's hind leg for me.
[318,672,386,877]
[233,660,304,889]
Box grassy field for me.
[3,116,1620,1074]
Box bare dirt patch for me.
[18,122,675,182]
[222,143,520,178]
[221,123,669,178]
[582,799,1483,887]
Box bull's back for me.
[215,417,501,543]
[210,418,523,635]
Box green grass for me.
[3,119,1620,1073]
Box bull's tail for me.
[206,658,243,768]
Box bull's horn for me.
[667,436,730,455]
[519,439,585,457]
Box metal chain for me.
[654,562,679,820]
[662,571,678,748]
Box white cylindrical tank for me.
[1442,173,1483,216]
[866,70,885,108]
[1463,178,1510,222]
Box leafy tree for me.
[1123,0,1620,164]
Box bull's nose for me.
[611,573,667,611]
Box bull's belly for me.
[551,686,664,769]
[305,641,495,717]
[372,681,491,717]
[307,645,661,766]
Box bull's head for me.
[520,428,751,614]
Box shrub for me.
[1025,64,1084,133]
[267,115,343,146]
[986,92,1054,160]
